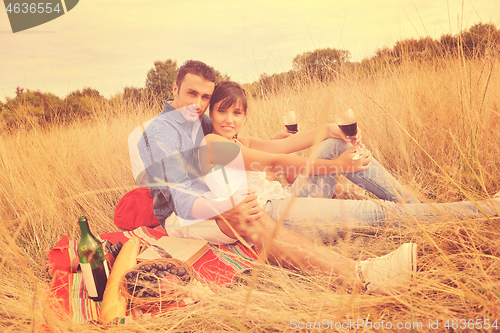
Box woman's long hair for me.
[209,81,248,116]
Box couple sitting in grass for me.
[134,60,500,295]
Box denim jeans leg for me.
[290,138,420,203]
[262,197,500,242]
[264,197,388,242]
[381,199,500,223]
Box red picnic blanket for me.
[47,226,258,324]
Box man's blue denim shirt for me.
[137,100,213,223]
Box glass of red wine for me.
[283,111,298,134]
[335,108,365,160]
[335,108,357,138]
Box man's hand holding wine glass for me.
[332,108,372,168]
[328,123,363,145]
[337,145,372,172]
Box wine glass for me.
[283,111,298,134]
[334,108,365,159]
[334,108,357,139]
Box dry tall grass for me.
[1,57,500,332]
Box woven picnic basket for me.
[120,258,195,311]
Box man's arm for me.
[191,189,262,221]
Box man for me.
[133,60,417,295]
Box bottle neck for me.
[78,217,104,264]
[79,220,92,237]
[79,217,97,240]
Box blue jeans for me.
[262,139,500,241]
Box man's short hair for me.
[176,60,216,89]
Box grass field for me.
[1,57,500,332]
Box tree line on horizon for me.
[248,22,500,96]
[1,22,498,130]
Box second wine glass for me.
[283,111,298,134]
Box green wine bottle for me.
[77,216,109,302]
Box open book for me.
[137,236,210,266]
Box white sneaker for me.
[356,243,417,295]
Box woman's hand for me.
[335,144,371,173]
[328,123,362,145]
[217,189,265,239]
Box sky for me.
[1,0,499,102]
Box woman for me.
[202,81,500,241]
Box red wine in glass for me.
[283,111,298,134]
[285,124,298,133]
[335,109,367,160]
[338,122,357,137]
